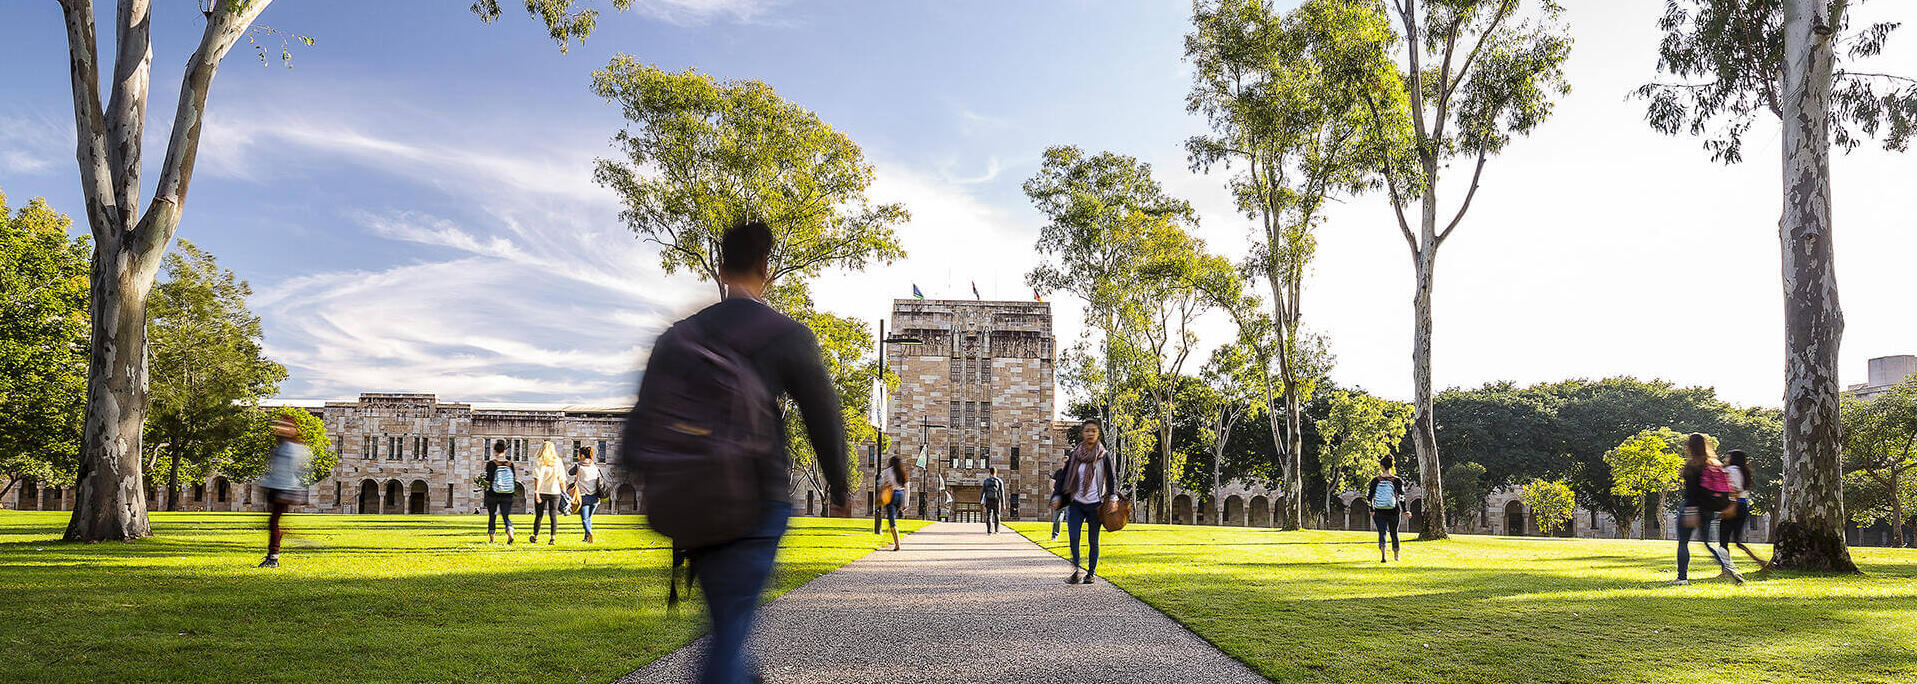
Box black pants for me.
[1720,499,1751,546]
[486,496,514,535]
[533,494,560,537]
[983,499,1001,533]
[1374,509,1401,551]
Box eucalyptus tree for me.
[1354,0,1571,540]
[1027,146,1197,492]
[1603,427,1688,540]
[1187,0,1407,531]
[590,61,909,299]
[1199,343,1265,525]
[1638,0,1916,572]
[0,191,89,502]
[48,0,636,541]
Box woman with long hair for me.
[529,441,566,545]
[1054,418,1118,585]
[1366,457,1409,563]
[570,446,607,543]
[879,456,909,551]
[1675,433,1743,585]
[1718,450,1768,568]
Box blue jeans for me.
[692,501,790,684]
[1373,509,1401,551]
[577,494,598,536]
[1676,506,1734,580]
[884,495,903,529]
[1066,501,1102,575]
[485,496,513,535]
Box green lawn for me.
[1012,522,1917,684]
[0,511,924,683]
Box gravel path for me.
[623,521,1269,683]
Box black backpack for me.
[621,312,784,550]
[982,477,1002,501]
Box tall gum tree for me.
[1356,0,1571,540]
[1187,0,1407,529]
[1638,0,1916,571]
[53,0,639,541]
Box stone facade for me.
[854,299,1063,522]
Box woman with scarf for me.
[1053,418,1119,584]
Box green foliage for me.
[225,407,335,486]
[1841,383,1917,539]
[1604,428,1688,500]
[1638,0,1917,163]
[1521,478,1576,535]
[1316,390,1414,497]
[145,241,287,502]
[1443,461,1491,523]
[590,60,908,298]
[768,282,882,493]
[469,0,635,53]
[0,190,90,492]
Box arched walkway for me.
[212,477,231,512]
[1504,500,1526,536]
[617,483,638,514]
[358,479,379,514]
[408,480,428,514]
[384,480,403,512]
[1250,496,1271,527]
[15,477,39,511]
[1224,495,1244,526]
[1347,500,1370,531]
[1172,494,1194,524]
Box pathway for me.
[623,521,1268,683]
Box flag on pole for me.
[911,284,925,299]
[971,281,981,300]
[915,444,927,467]
[1033,290,1044,302]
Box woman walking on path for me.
[529,442,566,544]
[256,414,312,569]
[1675,433,1744,585]
[1718,450,1769,569]
[1056,418,1118,585]
[1366,457,1408,563]
[1049,465,1067,541]
[878,456,909,551]
[571,446,608,543]
[483,440,518,544]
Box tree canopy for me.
[0,190,89,497]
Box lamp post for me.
[873,319,921,533]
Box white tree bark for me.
[1770,0,1858,572]
[62,0,270,542]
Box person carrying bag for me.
[1056,418,1119,585]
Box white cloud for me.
[634,0,790,26]
[0,112,70,178]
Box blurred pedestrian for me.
[880,456,909,551]
[255,414,311,569]
[1675,433,1743,585]
[1718,449,1768,569]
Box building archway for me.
[1172,494,1194,524]
[16,478,38,511]
[358,479,379,514]
[384,480,403,512]
[1347,499,1370,531]
[1504,500,1526,536]
[617,483,638,514]
[1250,496,1271,527]
[212,477,231,512]
[408,480,429,514]
[1225,495,1245,526]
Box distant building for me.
[1847,355,1917,400]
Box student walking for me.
[255,414,312,569]
[981,467,1005,534]
[879,456,909,551]
[1050,465,1067,541]
[483,440,518,544]
[1367,457,1408,563]
[1675,433,1744,585]
[624,221,849,684]
[530,442,565,544]
[571,446,608,543]
[1718,450,1768,569]
[1055,418,1118,585]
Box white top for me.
[1071,456,1108,506]
[572,463,603,495]
[880,468,909,501]
[1726,465,1750,500]
[533,464,565,496]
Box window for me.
[949,357,962,382]
[364,435,375,459]
[1011,446,1021,471]
[597,440,608,461]
[964,447,975,470]
[979,447,990,470]
[447,437,456,461]
[446,483,454,508]
[980,402,991,428]
[416,436,427,460]
[573,439,582,456]
[1010,493,1020,516]
[948,444,959,469]
[963,402,975,428]
[979,359,992,385]
[949,402,960,428]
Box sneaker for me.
[529,535,538,544]
[1067,572,1081,584]
[1670,579,1689,586]
[1728,570,1746,586]
[1394,550,1401,562]
[548,538,555,546]
[1080,574,1097,585]
[257,556,279,569]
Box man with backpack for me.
[623,221,849,684]
[980,467,1005,534]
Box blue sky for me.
[2,1,1915,410]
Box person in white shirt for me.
[570,446,608,543]
[1052,418,1118,585]
[529,441,566,545]
[879,457,910,551]
[1719,450,1769,568]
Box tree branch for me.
[56,0,116,241]
[1437,150,1487,247]
[106,0,153,226]
[131,0,273,263]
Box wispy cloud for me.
[633,0,791,26]
[0,112,71,178]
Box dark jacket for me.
[1052,445,1118,505]
[1367,475,1407,512]
[655,296,850,507]
[1682,464,1710,507]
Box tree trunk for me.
[1771,0,1858,573]
[1891,470,1905,549]
[64,237,156,541]
[164,448,181,512]
[1410,241,1448,540]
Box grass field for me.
[1012,522,1917,684]
[0,511,924,683]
